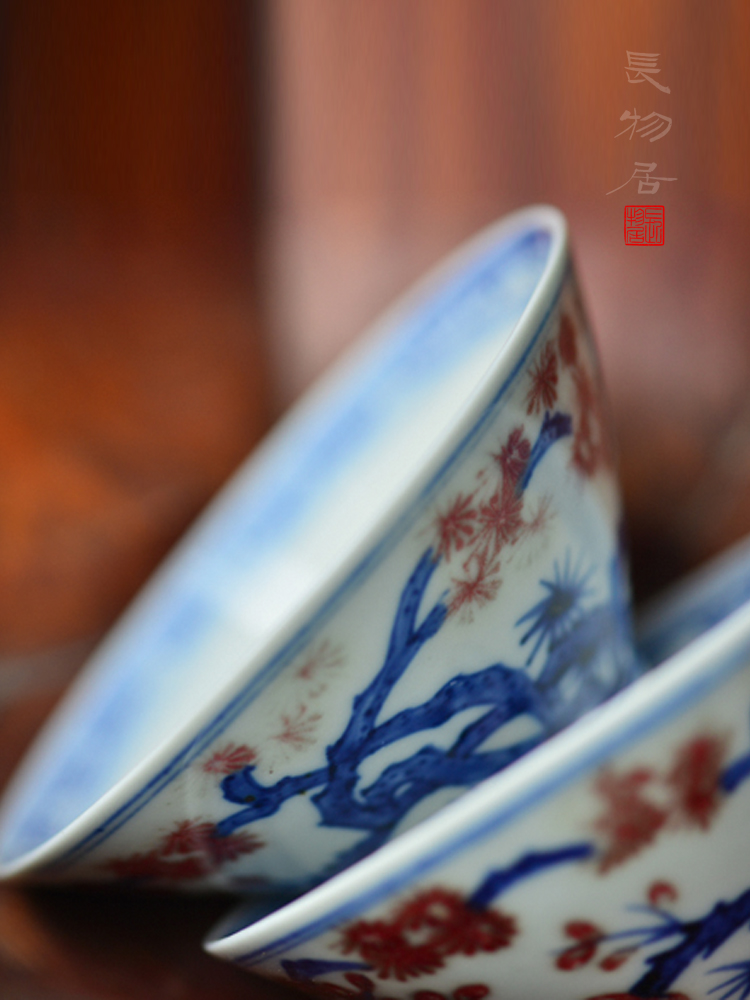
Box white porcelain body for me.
[206,535,750,1000]
[0,207,635,893]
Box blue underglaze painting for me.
[259,694,750,1000]
[208,407,635,886]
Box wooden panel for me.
[268,0,750,595]
[0,0,270,651]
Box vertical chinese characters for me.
[609,50,676,244]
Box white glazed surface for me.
[0,207,635,893]
[206,535,750,1000]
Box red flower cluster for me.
[432,422,542,620]
[431,307,612,618]
[285,970,491,1000]
[526,342,559,415]
[555,314,612,479]
[339,887,516,982]
[449,554,502,618]
[494,427,531,485]
[103,818,264,882]
[558,314,577,367]
[273,704,323,750]
[202,742,257,774]
[434,493,478,561]
[556,919,636,973]
[592,733,728,872]
[295,639,345,681]
[667,734,727,829]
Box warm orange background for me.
[0,2,748,997]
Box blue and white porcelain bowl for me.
[0,206,636,893]
[205,534,750,1000]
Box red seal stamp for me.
[624,205,665,245]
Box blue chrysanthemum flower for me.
[516,551,593,664]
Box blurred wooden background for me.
[0,1,748,996]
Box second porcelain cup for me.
[0,206,638,894]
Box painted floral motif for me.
[271,711,750,1000]
[102,311,632,893]
[103,819,263,882]
[548,723,750,999]
[571,365,610,477]
[215,534,630,884]
[449,553,502,618]
[209,377,634,885]
[279,969,491,1000]
[273,705,324,751]
[432,409,571,622]
[295,639,346,699]
[434,493,478,561]
[278,847,590,996]
[202,743,257,775]
[339,888,516,981]
[592,733,729,871]
[516,552,592,664]
[558,313,578,367]
[556,312,613,479]
[526,341,559,414]
[432,313,611,623]
[493,426,532,484]
[556,875,750,1000]
[119,330,631,888]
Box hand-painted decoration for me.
[212,420,628,882]
[105,316,633,892]
[269,710,750,1000]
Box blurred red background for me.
[0,2,748,996]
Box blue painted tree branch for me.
[517,411,572,492]
[629,887,750,997]
[217,409,599,872]
[467,843,594,909]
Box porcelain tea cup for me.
[0,206,637,894]
[205,532,750,1000]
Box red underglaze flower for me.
[474,488,524,557]
[283,971,490,1000]
[558,314,578,367]
[492,427,531,486]
[571,365,609,478]
[202,742,257,774]
[340,887,516,982]
[449,554,502,620]
[648,880,679,907]
[273,704,323,749]
[556,920,604,970]
[526,342,559,415]
[666,734,727,829]
[594,767,668,872]
[592,732,728,871]
[433,492,478,560]
[103,818,264,882]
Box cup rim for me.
[0,204,570,880]
[204,555,750,965]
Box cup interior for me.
[0,215,557,867]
